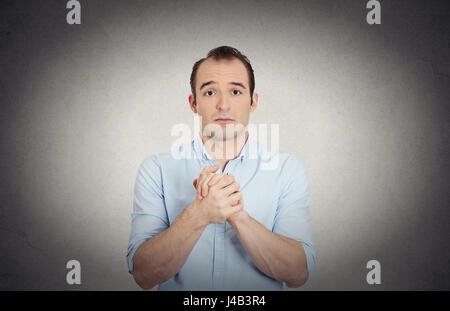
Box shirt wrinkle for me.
[126,133,316,290]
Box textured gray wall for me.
[1,0,449,290]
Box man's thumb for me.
[202,165,219,173]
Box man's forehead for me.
[196,58,249,86]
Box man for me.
[126,46,316,290]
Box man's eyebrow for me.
[199,81,216,90]
[199,81,247,90]
[229,82,247,89]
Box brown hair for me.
[190,46,255,106]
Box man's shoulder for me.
[270,151,307,177]
[279,152,307,171]
[254,139,306,173]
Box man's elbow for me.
[285,270,308,288]
[132,256,161,290]
[132,269,158,290]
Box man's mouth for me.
[214,118,234,124]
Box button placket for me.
[212,222,226,290]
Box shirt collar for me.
[192,132,254,164]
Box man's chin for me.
[207,132,235,141]
[209,130,247,141]
[203,123,247,141]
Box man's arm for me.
[193,156,314,288]
[193,179,309,287]
[132,201,207,290]
[227,212,308,288]
[132,170,243,290]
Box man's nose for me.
[216,94,231,111]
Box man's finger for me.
[224,202,244,218]
[227,191,242,205]
[207,173,226,186]
[196,174,208,198]
[196,173,216,199]
[193,178,205,199]
[201,174,218,197]
[223,182,240,197]
[211,174,234,190]
[200,165,219,174]
[196,166,219,199]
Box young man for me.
[126,46,316,290]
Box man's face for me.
[189,57,258,141]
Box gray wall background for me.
[1,0,449,290]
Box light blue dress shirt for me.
[126,132,316,290]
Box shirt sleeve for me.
[272,154,316,285]
[126,155,169,274]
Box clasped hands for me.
[192,165,246,224]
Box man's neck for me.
[200,131,248,165]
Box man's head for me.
[189,46,258,141]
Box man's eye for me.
[232,90,241,95]
[204,90,215,96]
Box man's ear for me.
[250,92,258,112]
[189,94,198,113]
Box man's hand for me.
[193,174,243,223]
[192,166,246,224]
[192,165,220,200]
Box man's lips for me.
[214,118,234,124]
